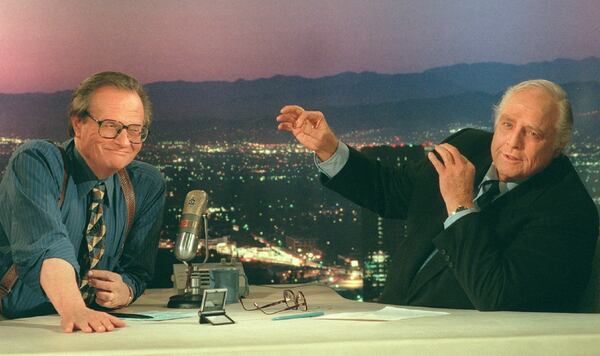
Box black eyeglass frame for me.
[84,111,149,144]
[239,289,308,315]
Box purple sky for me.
[1,0,600,93]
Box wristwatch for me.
[125,284,134,306]
[451,205,469,216]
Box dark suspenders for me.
[0,143,135,310]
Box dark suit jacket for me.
[322,128,599,312]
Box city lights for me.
[2,124,599,302]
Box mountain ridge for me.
[1,57,599,143]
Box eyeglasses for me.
[85,112,148,144]
[239,289,308,315]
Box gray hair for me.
[67,71,152,137]
[493,79,573,152]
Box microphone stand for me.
[167,214,209,308]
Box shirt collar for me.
[65,139,115,206]
[478,163,520,195]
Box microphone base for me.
[167,293,203,308]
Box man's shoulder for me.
[125,160,165,187]
[13,139,61,156]
[10,139,64,169]
[542,155,592,197]
[519,154,596,220]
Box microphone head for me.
[174,190,208,262]
[182,190,208,218]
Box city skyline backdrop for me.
[2,0,600,93]
[2,0,600,300]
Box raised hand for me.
[427,143,476,215]
[276,105,339,161]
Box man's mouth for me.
[502,153,520,162]
[105,147,131,155]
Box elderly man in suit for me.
[276,79,598,312]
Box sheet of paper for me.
[120,310,198,321]
[317,306,449,321]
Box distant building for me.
[359,144,425,301]
[285,235,322,256]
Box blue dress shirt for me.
[0,139,165,318]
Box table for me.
[2,284,600,355]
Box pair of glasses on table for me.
[239,289,308,315]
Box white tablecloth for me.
[2,284,600,355]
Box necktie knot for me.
[475,180,500,209]
[91,183,105,203]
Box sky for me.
[1,0,600,93]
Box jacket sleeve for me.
[321,146,426,220]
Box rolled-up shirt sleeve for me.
[0,142,79,296]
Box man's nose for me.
[507,130,524,148]
[114,129,131,145]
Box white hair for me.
[493,79,573,152]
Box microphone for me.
[168,190,209,308]
[174,190,208,262]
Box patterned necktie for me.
[80,182,106,304]
[475,180,500,209]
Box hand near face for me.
[276,105,339,161]
[427,143,476,215]
[87,270,132,309]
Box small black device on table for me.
[198,288,235,325]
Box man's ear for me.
[70,116,82,137]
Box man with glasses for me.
[0,72,165,332]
